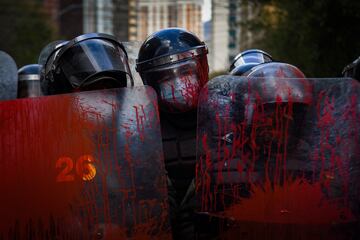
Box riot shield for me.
[0,51,18,101]
[196,76,360,239]
[0,86,171,239]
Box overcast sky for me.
[202,0,211,22]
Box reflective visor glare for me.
[242,53,265,64]
[235,53,272,68]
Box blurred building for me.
[83,0,137,41]
[128,0,138,41]
[136,0,203,41]
[210,0,228,72]
[83,0,204,42]
[230,0,257,61]
[203,20,212,60]
[43,0,134,41]
[43,0,204,42]
[83,0,114,34]
[210,0,257,72]
[43,0,83,39]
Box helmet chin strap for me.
[74,71,128,90]
[76,76,122,91]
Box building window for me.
[186,4,191,31]
[153,6,157,30]
[228,43,236,48]
[197,5,201,35]
[168,5,176,27]
[177,4,182,27]
[160,5,164,29]
[140,6,148,40]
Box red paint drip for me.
[133,105,146,142]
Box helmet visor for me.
[234,52,272,69]
[57,39,133,89]
[141,55,209,113]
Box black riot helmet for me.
[136,28,209,113]
[230,49,306,78]
[229,49,273,73]
[42,33,133,95]
[18,64,43,98]
[40,40,68,95]
[342,56,360,81]
[38,40,68,67]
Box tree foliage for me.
[0,0,58,67]
[246,0,360,77]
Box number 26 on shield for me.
[56,155,97,182]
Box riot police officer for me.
[194,49,312,238]
[136,28,209,239]
[41,33,133,95]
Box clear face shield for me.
[138,46,209,113]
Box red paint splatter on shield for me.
[223,178,354,224]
